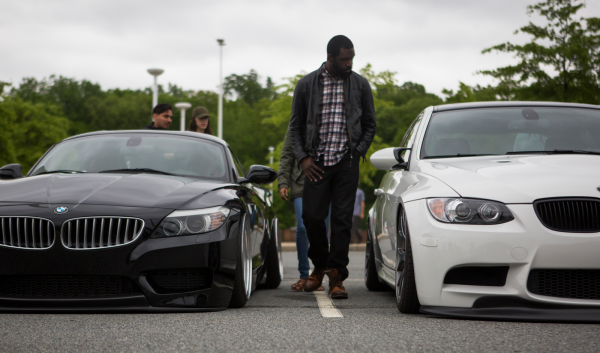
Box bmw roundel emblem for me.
[54,206,69,214]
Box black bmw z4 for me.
[0,130,282,312]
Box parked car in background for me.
[366,102,600,322]
[0,130,281,311]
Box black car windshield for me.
[421,107,600,159]
[29,134,230,182]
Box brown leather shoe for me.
[304,267,327,292]
[325,269,348,299]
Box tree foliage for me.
[479,0,600,103]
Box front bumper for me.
[405,199,600,317]
[0,204,241,312]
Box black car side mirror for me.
[0,164,23,180]
[392,148,411,170]
[238,165,277,184]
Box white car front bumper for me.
[405,199,600,313]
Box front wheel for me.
[229,215,253,308]
[396,208,420,313]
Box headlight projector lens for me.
[162,219,183,236]
[479,203,501,222]
[187,215,209,233]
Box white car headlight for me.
[427,198,514,224]
[152,206,231,238]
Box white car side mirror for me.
[370,148,398,170]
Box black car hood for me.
[0,173,232,209]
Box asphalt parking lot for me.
[1,252,599,353]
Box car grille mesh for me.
[528,269,600,300]
[0,217,55,249]
[61,217,144,249]
[147,268,211,293]
[0,275,141,298]
[534,198,600,233]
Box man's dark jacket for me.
[288,64,376,164]
[143,122,166,130]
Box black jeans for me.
[303,152,359,281]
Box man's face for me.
[329,47,355,79]
[153,110,173,129]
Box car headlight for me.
[426,198,514,224]
[152,206,231,238]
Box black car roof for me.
[62,130,227,145]
[433,101,600,112]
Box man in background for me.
[144,103,173,130]
[351,186,365,243]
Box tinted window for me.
[228,147,245,178]
[421,107,600,158]
[30,134,230,182]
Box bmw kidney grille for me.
[0,217,55,249]
[61,217,144,249]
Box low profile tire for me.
[229,215,253,308]
[365,225,389,291]
[262,219,283,289]
[396,208,420,313]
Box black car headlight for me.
[152,206,231,238]
[426,198,514,224]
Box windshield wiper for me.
[98,168,177,176]
[36,170,87,175]
[506,150,600,156]
[423,154,496,159]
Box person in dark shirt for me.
[144,103,173,130]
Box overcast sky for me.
[1,0,599,98]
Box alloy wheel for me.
[396,210,407,304]
[242,227,252,300]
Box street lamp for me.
[175,102,192,131]
[147,68,164,111]
[268,146,275,191]
[217,39,225,139]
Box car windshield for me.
[29,134,230,182]
[420,107,600,159]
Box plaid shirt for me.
[315,64,349,166]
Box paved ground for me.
[1,252,599,352]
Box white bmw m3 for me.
[366,101,600,322]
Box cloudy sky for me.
[1,0,598,97]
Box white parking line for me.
[314,291,343,318]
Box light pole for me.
[268,146,275,191]
[217,39,225,139]
[175,102,192,131]
[147,68,164,110]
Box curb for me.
[282,242,366,252]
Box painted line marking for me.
[314,291,343,318]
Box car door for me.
[379,114,423,269]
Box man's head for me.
[152,103,173,129]
[326,35,355,79]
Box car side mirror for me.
[0,164,23,180]
[238,165,277,184]
[392,148,411,170]
[370,147,412,170]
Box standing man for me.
[144,103,173,130]
[288,35,376,299]
[352,186,365,243]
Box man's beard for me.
[331,60,352,79]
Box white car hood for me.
[418,154,600,204]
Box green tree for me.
[0,97,69,172]
[480,0,600,103]
[442,82,499,103]
[223,70,277,106]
